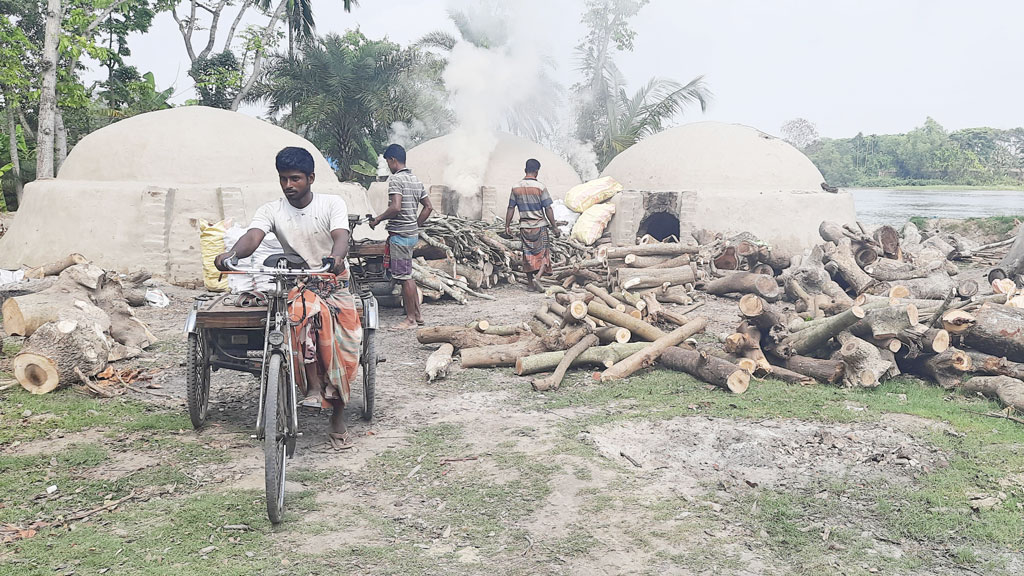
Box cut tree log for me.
[873,225,902,260]
[459,339,544,369]
[963,304,1024,362]
[835,332,890,388]
[899,347,972,389]
[416,326,521,349]
[515,342,648,375]
[957,279,979,299]
[586,283,625,311]
[774,354,846,384]
[13,305,112,394]
[23,253,89,280]
[703,272,781,301]
[994,221,1024,280]
[863,259,929,281]
[896,325,950,356]
[780,245,854,314]
[767,364,816,386]
[660,347,750,393]
[897,274,957,300]
[587,301,666,341]
[850,304,919,340]
[3,292,82,336]
[738,294,788,343]
[824,238,876,295]
[647,254,693,269]
[534,334,600,391]
[425,344,455,382]
[646,283,693,305]
[605,243,699,259]
[600,318,708,382]
[541,324,592,351]
[724,323,772,375]
[960,376,1024,411]
[624,254,672,268]
[596,326,631,344]
[618,266,699,291]
[964,351,1024,380]
[941,309,976,335]
[0,278,57,306]
[774,306,866,357]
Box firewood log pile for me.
[411,215,592,304]
[417,218,1024,414]
[1,256,155,395]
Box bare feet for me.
[394,318,418,330]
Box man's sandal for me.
[328,432,353,450]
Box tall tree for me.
[251,31,438,181]
[0,16,35,203]
[572,0,709,169]
[36,0,62,178]
[171,0,354,110]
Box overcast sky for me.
[98,0,1024,139]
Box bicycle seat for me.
[262,253,308,269]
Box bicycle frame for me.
[222,260,333,442]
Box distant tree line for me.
[782,118,1024,188]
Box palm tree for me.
[250,31,440,181]
[597,75,710,169]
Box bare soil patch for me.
[585,414,949,494]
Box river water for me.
[850,188,1024,225]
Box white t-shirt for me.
[248,194,349,268]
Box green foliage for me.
[252,30,444,182]
[191,51,243,109]
[802,117,1024,188]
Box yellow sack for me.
[570,203,616,246]
[199,219,230,292]
[564,176,623,213]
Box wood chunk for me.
[660,348,750,393]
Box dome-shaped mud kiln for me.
[0,107,373,281]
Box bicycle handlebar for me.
[222,254,333,276]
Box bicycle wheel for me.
[185,330,211,429]
[361,328,376,421]
[264,353,287,524]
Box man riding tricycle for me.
[183,146,385,523]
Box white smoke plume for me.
[440,0,550,196]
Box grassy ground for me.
[2,362,1023,574]
[910,215,1022,237]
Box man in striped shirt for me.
[505,158,561,292]
[370,144,433,329]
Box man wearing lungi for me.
[505,158,561,292]
[216,147,362,449]
[370,143,433,330]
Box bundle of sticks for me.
[413,215,593,303]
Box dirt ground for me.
[2,236,1023,574]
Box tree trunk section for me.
[587,300,666,341]
[24,253,89,280]
[963,304,1024,362]
[850,304,918,340]
[533,334,600,391]
[960,376,1024,411]
[774,305,866,357]
[596,326,631,344]
[659,347,750,393]
[515,343,648,375]
[774,354,846,384]
[995,221,1024,279]
[425,343,454,382]
[459,339,544,369]
[416,326,521,349]
[824,238,876,295]
[899,347,972,389]
[600,318,707,382]
[835,332,890,388]
[605,243,699,259]
[964,351,1024,380]
[618,266,699,291]
[35,0,61,179]
[13,307,111,394]
[704,272,781,301]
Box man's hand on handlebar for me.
[214,251,236,272]
[325,256,346,275]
